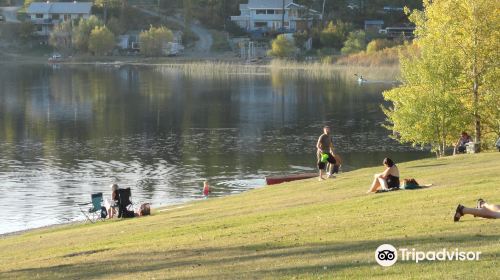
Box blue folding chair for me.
[79,192,107,223]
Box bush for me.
[341,30,366,55]
[366,39,396,53]
[293,31,309,50]
[320,20,353,50]
[226,21,246,37]
[267,34,296,58]
[106,17,125,36]
[336,43,418,67]
[49,21,73,54]
[139,25,174,57]
[88,26,115,56]
[72,16,103,52]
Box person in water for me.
[367,158,400,193]
[454,199,500,221]
[203,181,210,197]
[454,131,472,154]
[316,126,336,180]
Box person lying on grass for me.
[367,157,400,193]
[454,199,500,222]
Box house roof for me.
[27,2,92,14]
[365,20,384,25]
[246,0,294,9]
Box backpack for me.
[139,203,151,216]
[402,178,420,189]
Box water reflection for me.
[0,64,429,234]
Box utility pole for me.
[281,0,285,33]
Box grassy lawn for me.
[0,153,498,279]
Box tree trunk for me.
[473,71,481,152]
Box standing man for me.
[316,126,336,180]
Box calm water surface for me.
[0,64,431,234]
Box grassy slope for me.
[0,153,499,279]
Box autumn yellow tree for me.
[383,0,499,154]
[139,26,174,57]
[268,35,295,58]
[88,25,115,56]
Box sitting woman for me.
[105,184,119,219]
[367,158,400,193]
[454,199,500,221]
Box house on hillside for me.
[230,0,321,33]
[26,1,92,37]
[364,20,384,33]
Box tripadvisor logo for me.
[375,244,481,267]
[375,244,398,267]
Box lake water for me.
[0,64,431,234]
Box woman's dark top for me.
[387,174,400,189]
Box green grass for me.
[0,153,499,279]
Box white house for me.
[26,1,92,36]
[231,0,321,33]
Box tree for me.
[382,0,499,155]
[383,46,470,157]
[88,25,115,56]
[293,31,309,50]
[106,17,124,35]
[320,20,352,50]
[23,0,34,9]
[72,15,103,52]
[49,21,73,54]
[139,25,174,57]
[410,0,499,150]
[340,30,366,54]
[268,34,296,58]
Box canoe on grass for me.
[265,173,317,185]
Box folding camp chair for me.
[79,192,108,223]
[117,188,135,218]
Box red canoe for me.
[265,173,317,185]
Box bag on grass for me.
[139,203,151,216]
[402,178,420,189]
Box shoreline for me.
[0,51,400,68]
[0,201,195,238]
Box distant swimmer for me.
[203,181,210,198]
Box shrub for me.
[139,25,174,56]
[268,34,296,58]
[341,30,366,55]
[320,20,353,50]
[88,25,115,56]
[366,39,396,53]
[72,16,103,52]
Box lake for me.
[0,64,431,234]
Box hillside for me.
[0,153,499,279]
